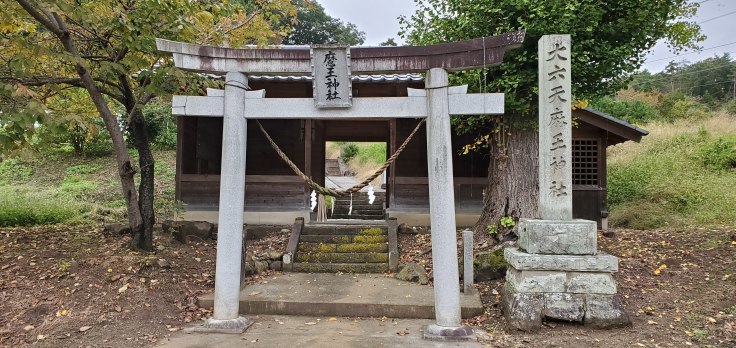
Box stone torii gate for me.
[157,31,524,340]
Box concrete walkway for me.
[159,314,484,347]
[197,273,483,319]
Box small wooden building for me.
[175,75,647,227]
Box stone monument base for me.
[502,248,630,331]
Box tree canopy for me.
[400,0,705,118]
[0,0,296,250]
[283,0,366,45]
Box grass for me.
[326,142,387,186]
[608,113,736,229]
[0,149,178,227]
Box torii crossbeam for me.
[157,31,524,340]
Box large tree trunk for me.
[474,127,539,243]
[129,110,156,251]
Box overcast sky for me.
[318,0,733,73]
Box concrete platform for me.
[198,273,483,319]
[160,315,483,347]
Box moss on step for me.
[295,252,389,263]
[357,227,386,236]
[292,263,388,273]
[352,235,388,243]
[336,243,388,253]
[298,243,337,253]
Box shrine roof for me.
[246,74,423,83]
[575,108,649,144]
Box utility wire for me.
[698,9,736,24]
[646,42,736,62]
[631,61,736,86]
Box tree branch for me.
[14,0,62,35]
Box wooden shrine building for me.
[174,74,647,227]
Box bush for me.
[340,143,359,163]
[356,143,387,164]
[591,96,660,124]
[607,159,654,207]
[699,135,736,170]
[0,186,85,226]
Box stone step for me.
[300,225,387,235]
[299,234,388,245]
[197,273,484,319]
[291,262,388,273]
[333,199,384,205]
[295,252,389,263]
[299,242,388,253]
[330,215,385,220]
[330,210,385,216]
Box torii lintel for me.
[155,31,525,74]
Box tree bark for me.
[14,1,145,246]
[129,109,155,251]
[474,127,539,243]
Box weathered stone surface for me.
[173,221,215,243]
[506,268,566,293]
[518,219,597,255]
[544,293,584,321]
[243,261,255,276]
[103,222,130,236]
[584,294,631,329]
[505,248,618,272]
[267,251,282,261]
[254,260,268,274]
[396,262,429,285]
[507,267,618,294]
[269,261,282,271]
[423,324,475,341]
[187,317,253,334]
[567,272,617,295]
[157,259,171,268]
[502,286,544,331]
[474,249,508,281]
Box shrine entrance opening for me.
[323,121,389,221]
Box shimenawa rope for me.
[255,119,426,197]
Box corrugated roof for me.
[246,74,424,82]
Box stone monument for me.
[502,35,630,330]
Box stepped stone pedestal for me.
[502,219,630,330]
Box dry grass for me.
[608,112,736,165]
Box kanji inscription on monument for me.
[312,46,352,108]
[538,35,572,220]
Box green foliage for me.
[499,216,515,228]
[699,135,736,170]
[0,158,32,183]
[630,55,735,104]
[60,176,98,196]
[139,100,177,150]
[340,144,360,163]
[283,0,366,45]
[65,164,99,175]
[355,143,387,165]
[401,0,704,126]
[608,129,736,229]
[590,97,660,124]
[0,186,86,227]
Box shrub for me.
[607,160,654,207]
[590,96,660,124]
[340,143,359,163]
[698,135,736,170]
[356,143,387,164]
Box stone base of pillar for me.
[502,247,630,331]
[423,324,475,342]
[186,316,254,334]
[502,285,630,331]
